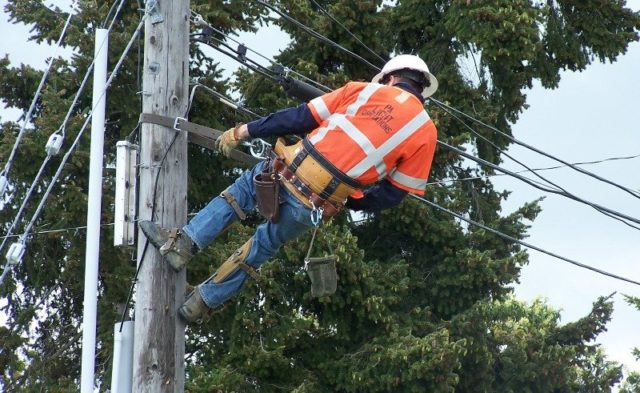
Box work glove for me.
[215,126,241,157]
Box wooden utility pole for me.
[133,0,189,391]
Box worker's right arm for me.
[246,104,319,138]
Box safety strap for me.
[220,189,246,220]
[237,263,261,281]
[159,228,192,259]
[138,113,260,166]
[213,238,261,283]
[302,138,361,189]
[304,226,335,263]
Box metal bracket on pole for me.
[146,0,164,24]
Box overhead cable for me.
[0,157,53,258]
[0,0,129,262]
[0,15,147,287]
[190,11,332,93]
[435,99,565,192]
[439,140,640,228]
[0,12,73,184]
[253,0,381,71]
[309,0,386,64]
[185,10,640,284]
[427,153,640,187]
[188,83,261,118]
[410,194,640,287]
[431,98,640,200]
[433,100,640,229]
[266,1,640,202]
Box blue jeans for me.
[182,162,315,308]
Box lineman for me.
[140,54,439,323]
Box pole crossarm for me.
[138,113,261,165]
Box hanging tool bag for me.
[304,227,338,297]
[253,168,280,223]
[305,255,337,297]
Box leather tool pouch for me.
[305,255,337,297]
[254,170,280,223]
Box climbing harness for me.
[271,137,360,218]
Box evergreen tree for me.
[0,0,638,391]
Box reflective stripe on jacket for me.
[307,81,437,195]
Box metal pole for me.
[111,321,135,393]
[80,28,108,393]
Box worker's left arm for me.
[345,179,408,212]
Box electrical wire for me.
[410,194,640,287]
[190,11,331,93]
[196,24,640,230]
[433,101,640,230]
[427,153,640,187]
[263,0,640,203]
[0,14,147,287]
[0,11,73,183]
[0,156,53,256]
[188,83,262,119]
[431,98,640,200]
[0,0,130,285]
[438,140,640,228]
[309,0,386,64]
[435,100,563,191]
[192,37,278,81]
[254,0,380,71]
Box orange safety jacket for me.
[306,81,437,196]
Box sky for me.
[495,29,640,373]
[1,0,639,383]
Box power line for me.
[0,223,115,240]
[0,0,129,265]
[438,140,640,229]
[432,101,640,230]
[0,156,53,257]
[427,153,640,187]
[431,98,640,200]
[262,1,640,203]
[179,53,640,288]
[308,0,386,64]
[0,14,147,287]
[410,194,640,287]
[0,12,73,185]
[253,0,381,71]
[190,11,332,93]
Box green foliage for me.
[1,0,638,391]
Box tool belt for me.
[271,138,360,218]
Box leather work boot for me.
[179,286,215,324]
[139,220,197,271]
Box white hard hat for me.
[372,54,438,99]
